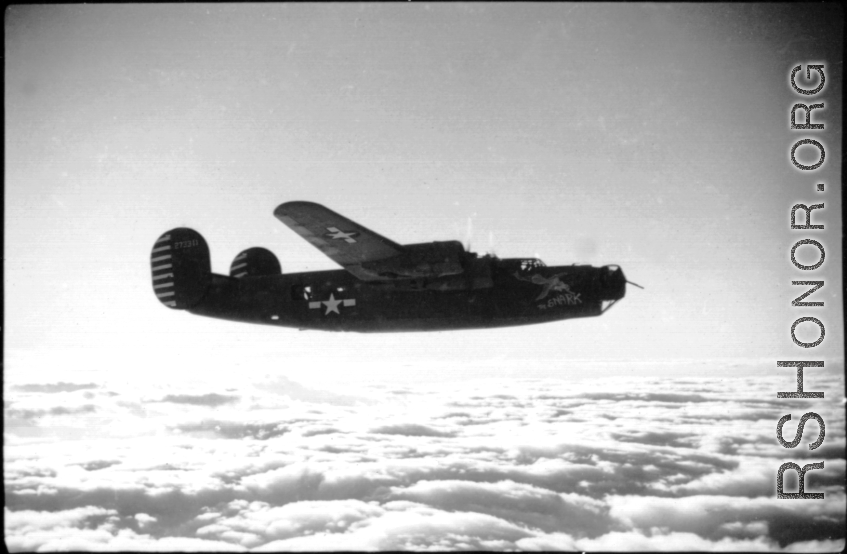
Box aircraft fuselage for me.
[187,259,625,332]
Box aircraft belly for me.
[289,283,502,332]
[292,284,598,332]
[302,289,469,329]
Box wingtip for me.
[274,201,321,217]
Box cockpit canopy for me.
[519,258,546,271]
[496,258,547,275]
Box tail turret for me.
[150,228,212,309]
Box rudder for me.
[151,228,212,309]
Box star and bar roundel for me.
[323,227,360,243]
[309,293,356,315]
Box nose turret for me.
[599,265,626,300]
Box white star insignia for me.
[322,293,342,315]
[325,227,359,243]
[309,294,357,315]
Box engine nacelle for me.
[230,247,282,278]
[151,228,211,309]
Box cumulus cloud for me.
[135,512,157,529]
[7,404,98,421]
[175,420,289,440]
[78,460,121,472]
[607,493,846,541]
[158,393,239,406]
[196,499,385,547]
[370,423,456,437]
[4,374,845,551]
[253,501,539,551]
[251,375,363,406]
[387,479,613,537]
[582,392,711,403]
[5,505,117,532]
[14,382,98,393]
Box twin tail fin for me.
[150,228,212,309]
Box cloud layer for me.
[5,371,845,551]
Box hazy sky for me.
[5,3,843,387]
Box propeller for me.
[627,280,644,290]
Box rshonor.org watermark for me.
[775,63,828,499]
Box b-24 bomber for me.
[151,202,630,332]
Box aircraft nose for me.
[600,265,626,300]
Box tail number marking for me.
[174,239,199,249]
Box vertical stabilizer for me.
[151,228,212,309]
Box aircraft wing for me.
[274,201,406,279]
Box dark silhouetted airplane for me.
[151,202,629,332]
